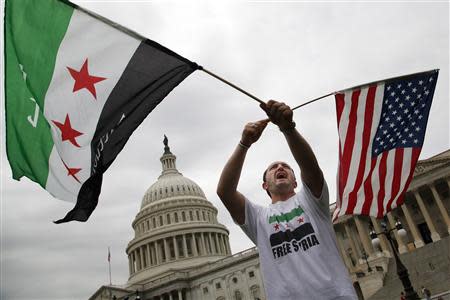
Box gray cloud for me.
[1,1,448,299]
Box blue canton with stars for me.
[372,71,438,157]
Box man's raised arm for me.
[217,119,268,225]
[262,100,324,198]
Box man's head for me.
[262,161,297,198]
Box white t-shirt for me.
[240,181,357,300]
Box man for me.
[217,100,357,299]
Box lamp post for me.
[361,250,372,273]
[369,220,419,300]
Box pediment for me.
[414,149,450,176]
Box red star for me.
[297,217,304,224]
[67,58,106,99]
[52,114,83,147]
[274,223,280,231]
[61,160,82,183]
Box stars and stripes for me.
[332,70,438,221]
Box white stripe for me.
[353,83,384,214]
[389,148,413,210]
[382,150,396,214]
[337,90,353,155]
[369,155,382,217]
[44,10,141,202]
[340,87,368,215]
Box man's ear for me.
[262,182,268,190]
[293,180,298,189]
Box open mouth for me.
[275,172,287,179]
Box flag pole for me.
[291,92,335,111]
[201,68,265,105]
[108,247,112,286]
[201,68,334,110]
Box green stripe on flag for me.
[269,206,304,224]
[5,0,74,186]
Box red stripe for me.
[386,148,404,211]
[361,158,378,215]
[338,90,360,207]
[376,152,388,218]
[388,148,422,212]
[346,86,377,215]
[335,93,345,130]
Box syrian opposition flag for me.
[5,0,199,223]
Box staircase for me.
[369,236,450,300]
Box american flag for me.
[332,70,438,221]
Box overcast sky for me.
[1,1,449,299]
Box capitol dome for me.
[126,136,231,284]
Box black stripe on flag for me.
[269,223,315,247]
[55,39,199,223]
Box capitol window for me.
[175,212,179,223]
[189,211,193,220]
[159,215,163,226]
[215,282,221,289]
[167,213,171,224]
[249,271,255,278]
[182,211,186,222]
[203,287,208,294]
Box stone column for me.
[370,217,390,254]
[185,289,191,300]
[173,236,179,259]
[178,290,183,300]
[401,202,424,248]
[216,234,223,254]
[354,216,375,256]
[386,212,408,254]
[209,233,216,254]
[430,184,450,234]
[414,191,441,241]
[169,291,173,300]
[225,237,231,255]
[219,234,225,254]
[155,242,160,265]
[335,230,353,270]
[140,246,145,268]
[191,233,198,256]
[164,238,170,261]
[135,250,141,270]
[182,234,188,257]
[128,255,133,274]
[200,233,206,254]
[344,221,362,260]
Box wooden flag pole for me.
[201,68,334,110]
[201,68,265,105]
[291,92,335,111]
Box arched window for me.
[174,212,179,223]
[182,211,186,221]
[234,290,242,300]
[167,213,171,224]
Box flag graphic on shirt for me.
[269,206,320,259]
[332,70,438,221]
[5,0,199,223]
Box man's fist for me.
[260,100,294,131]
[241,119,269,147]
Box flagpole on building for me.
[108,247,112,286]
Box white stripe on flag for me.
[353,83,384,214]
[44,10,141,201]
[341,87,368,214]
[390,148,413,210]
[337,89,353,155]
[368,155,382,217]
[382,150,396,214]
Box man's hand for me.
[241,119,269,147]
[260,100,294,131]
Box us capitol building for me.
[90,139,450,300]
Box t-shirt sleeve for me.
[239,197,264,245]
[301,179,330,218]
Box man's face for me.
[263,161,297,195]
